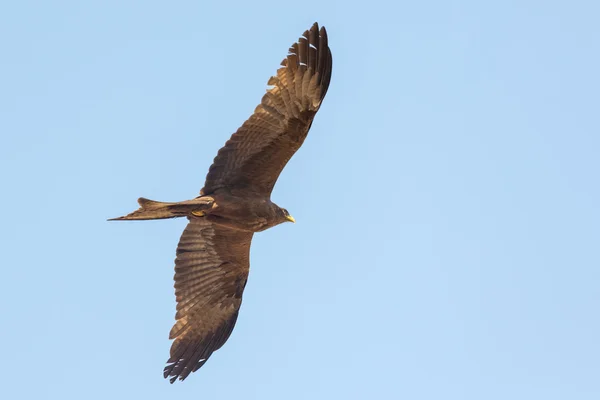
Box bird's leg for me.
[190,196,218,217]
[182,196,215,217]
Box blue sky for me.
[1,1,599,398]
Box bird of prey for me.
[110,22,332,383]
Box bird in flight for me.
[110,22,332,383]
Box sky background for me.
[1,1,599,399]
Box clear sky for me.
[1,1,599,399]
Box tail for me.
[108,198,190,221]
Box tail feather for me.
[109,196,214,221]
[137,197,173,210]
[108,198,180,221]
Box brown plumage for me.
[110,22,332,383]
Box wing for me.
[200,22,332,197]
[164,217,253,383]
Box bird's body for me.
[110,22,332,383]
[118,189,292,232]
[202,189,292,232]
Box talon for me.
[192,211,205,217]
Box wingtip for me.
[309,21,326,33]
[164,365,185,384]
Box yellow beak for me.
[285,215,296,223]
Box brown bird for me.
[110,22,332,383]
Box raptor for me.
[110,22,332,383]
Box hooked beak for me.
[285,215,296,223]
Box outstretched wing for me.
[201,22,332,197]
[164,217,253,383]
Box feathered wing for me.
[201,22,332,197]
[164,217,253,383]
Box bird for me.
[109,22,332,383]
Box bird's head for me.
[278,207,296,224]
